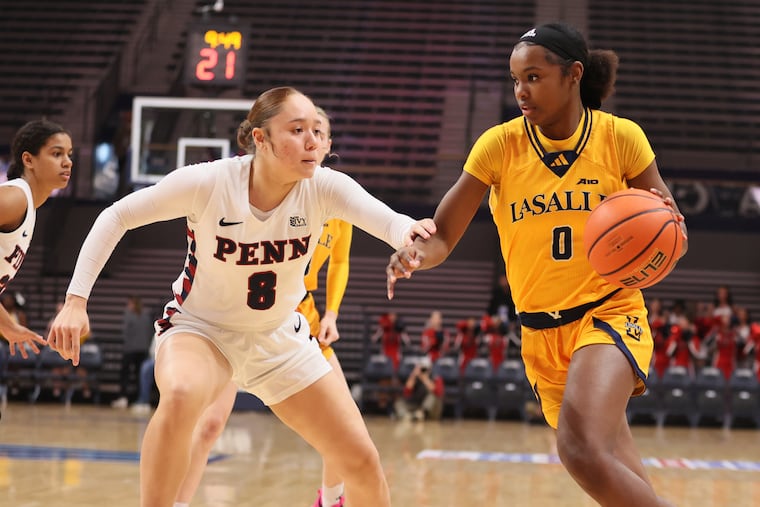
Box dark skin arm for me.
[388,160,687,299]
[387,172,488,299]
[0,186,46,356]
[0,185,28,232]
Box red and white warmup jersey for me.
[0,178,35,294]
[67,155,415,331]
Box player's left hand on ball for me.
[649,187,688,241]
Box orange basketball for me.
[583,188,683,289]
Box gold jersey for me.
[303,218,353,314]
[464,108,654,314]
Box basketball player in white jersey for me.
[0,119,72,357]
[48,86,435,507]
[171,106,353,507]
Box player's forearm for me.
[0,304,19,336]
[413,235,452,270]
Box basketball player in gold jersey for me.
[387,22,687,507]
[172,107,351,507]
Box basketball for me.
[583,188,683,289]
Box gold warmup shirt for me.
[304,218,353,314]
[464,108,655,314]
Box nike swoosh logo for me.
[294,315,302,333]
[219,218,243,227]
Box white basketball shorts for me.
[156,310,332,405]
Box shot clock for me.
[185,23,248,86]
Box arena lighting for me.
[198,0,224,13]
[751,186,760,207]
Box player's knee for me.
[556,426,607,480]
[157,382,206,417]
[336,441,382,479]
[198,412,227,443]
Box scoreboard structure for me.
[184,23,248,87]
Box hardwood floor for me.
[0,403,759,506]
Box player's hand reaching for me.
[0,322,46,358]
[648,186,688,253]
[47,294,89,366]
[404,218,436,245]
[318,310,340,346]
[386,244,425,300]
[648,187,686,226]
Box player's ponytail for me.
[580,49,619,109]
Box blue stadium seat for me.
[35,347,73,403]
[359,354,397,413]
[727,368,760,428]
[657,366,695,426]
[73,342,104,404]
[4,344,41,403]
[432,357,462,418]
[493,359,530,421]
[627,369,661,424]
[693,366,727,427]
[461,358,496,419]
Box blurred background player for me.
[0,119,71,357]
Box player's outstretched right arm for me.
[387,171,487,299]
[47,294,89,366]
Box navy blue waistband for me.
[519,289,622,329]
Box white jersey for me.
[0,178,35,294]
[67,155,415,331]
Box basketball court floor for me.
[1,403,759,506]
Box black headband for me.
[519,24,587,65]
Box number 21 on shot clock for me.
[185,23,248,86]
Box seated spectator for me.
[111,296,155,409]
[130,334,156,415]
[393,356,444,421]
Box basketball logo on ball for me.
[583,188,684,289]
